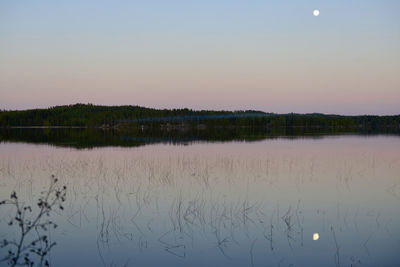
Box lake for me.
[0,129,399,266]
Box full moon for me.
[313,10,320,16]
[313,233,320,240]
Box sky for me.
[0,0,399,115]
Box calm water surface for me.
[0,135,399,266]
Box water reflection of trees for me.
[1,127,396,149]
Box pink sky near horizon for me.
[1,1,399,115]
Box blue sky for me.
[1,0,399,114]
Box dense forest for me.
[0,104,399,130]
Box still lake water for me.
[0,131,399,266]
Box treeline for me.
[0,103,399,130]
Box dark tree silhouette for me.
[0,175,67,267]
[0,103,398,130]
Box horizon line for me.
[1,103,399,117]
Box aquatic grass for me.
[1,144,398,266]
